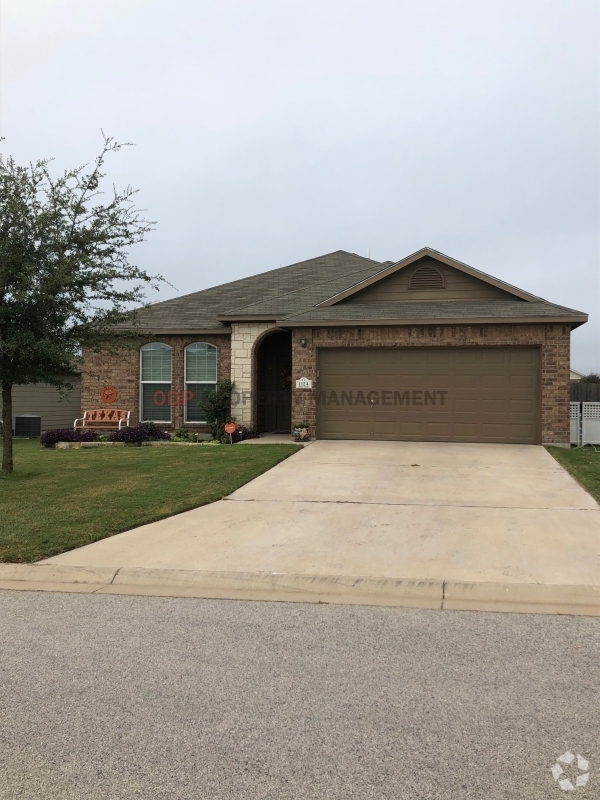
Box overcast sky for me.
[2,0,599,370]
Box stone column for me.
[230,322,276,426]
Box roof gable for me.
[318,248,542,307]
[340,256,521,304]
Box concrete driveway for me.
[45,441,599,589]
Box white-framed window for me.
[140,343,172,422]
[185,342,217,423]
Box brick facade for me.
[81,322,571,443]
[291,323,571,444]
[81,334,231,430]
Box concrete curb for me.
[0,564,119,594]
[0,564,117,583]
[0,565,598,615]
[103,569,442,607]
[443,581,600,616]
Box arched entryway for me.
[255,330,292,433]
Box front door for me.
[256,331,292,433]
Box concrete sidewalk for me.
[25,441,600,614]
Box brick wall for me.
[82,323,571,443]
[82,334,231,430]
[291,323,571,444]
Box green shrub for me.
[203,380,235,440]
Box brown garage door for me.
[317,347,540,444]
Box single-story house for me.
[82,247,587,445]
[570,369,585,381]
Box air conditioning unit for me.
[12,414,42,437]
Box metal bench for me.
[74,409,131,431]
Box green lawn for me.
[547,446,600,504]
[0,440,300,563]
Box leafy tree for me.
[0,136,161,474]
[581,372,600,383]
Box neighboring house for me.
[570,369,585,381]
[82,247,587,445]
[10,382,82,433]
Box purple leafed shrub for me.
[40,428,99,447]
[230,426,260,444]
[108,423,171,444]
[136,422,171,440]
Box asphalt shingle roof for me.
[124,249,587,331]
[129,251,385,330]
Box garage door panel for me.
[482,349,510,363]
[510,422,536,436]
[454,398,479,413]
[424,421,452,436]
[454,375,479,389]
[398,421,426,436]
[317,347,540,444]
[454,422,480,435]
[336,420,371,437]
[510,399,534,413]
[481,422,511,436]
[481,374,509,389]
[400,350,427,363]
[480,399,507,413]
[427,373,453,385]
[510,375,536,390]
[511,349,537,364]
[455,351,479,364]
[372,423,397,437]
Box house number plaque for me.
[295,377,313,389]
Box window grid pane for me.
[142,383,172,422]
[141,344,172,382]
[185,383,215,422]
[185,343,217,383]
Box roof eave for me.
[217,314,279,322]
[121,326,231,335]
[277,315,588,328]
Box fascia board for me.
[277,314,588,329]
[217,314,278,322]
[134,327,231,335]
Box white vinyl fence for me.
[570,402,600,446]
[570,402,581,446]
[582,403,600,446]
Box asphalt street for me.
[0,591,598,799]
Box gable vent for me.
[409,265,445,290]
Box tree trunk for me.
[2,383,13,475]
